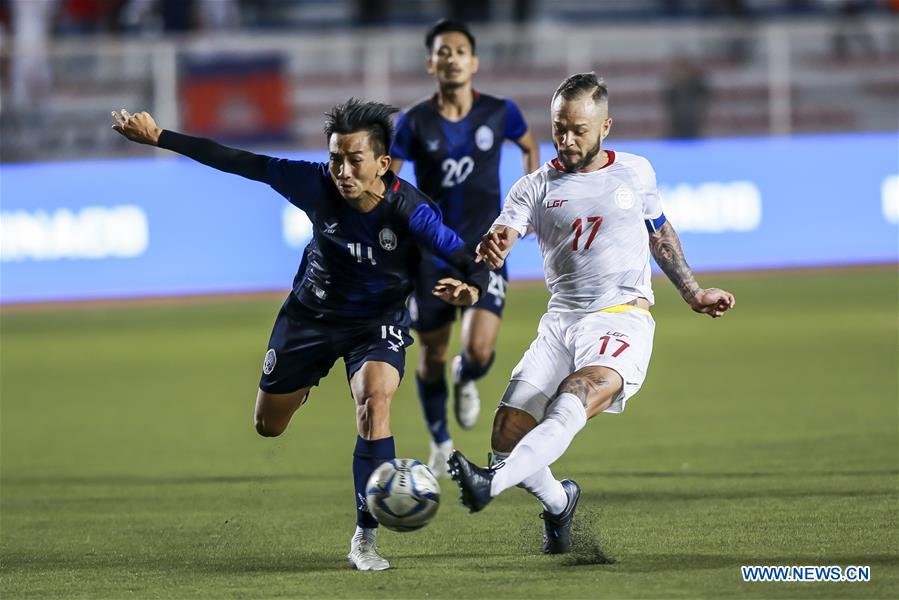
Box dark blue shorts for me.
[259,293,414,394]
[410,260,508,333]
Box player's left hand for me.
[432,278,480,306]
[688,288,736,318]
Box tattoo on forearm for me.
[559,370,610,405]
[649,221,699,302]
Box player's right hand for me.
[475,227,513,269]
[111,109,162,146]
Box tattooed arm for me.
[649,221,736,318]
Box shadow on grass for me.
[1,473,319,487]
[1,550,348,575]
[580,468,899,480]
[583,487,897,503]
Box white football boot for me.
[347,526,389,571]
[427,439,454,479]
[452,355,480,429]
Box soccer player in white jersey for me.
[447,73,736,554]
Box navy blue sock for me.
[416,374,450,444]
[353,435,396,529]
[459,351,495,381]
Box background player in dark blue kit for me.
[389,19,540,477]
[111,100,487,572]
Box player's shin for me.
[416,375,450,443]
[352,435,396,528]
[492,450,568,515]
[489,393,587,497]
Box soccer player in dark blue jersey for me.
[111,100,488,571]
[389,19,540,477]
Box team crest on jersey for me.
[475,125,494,151]
[614,186,636,210]
[263,349,277,375]
[379,227,397,251]
[426,139,440,152]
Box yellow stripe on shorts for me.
[595,304,651,314]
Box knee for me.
[356,392,391,433]
[556,372,600,408]
[464,342,494,368]
[254,415,286,438]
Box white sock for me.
[490,393,587,497]
[493,450,568,515]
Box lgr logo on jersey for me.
[545,199,568,209]
[379,228,397,251]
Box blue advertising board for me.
[1,132,896,303]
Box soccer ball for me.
[366,458,440,532]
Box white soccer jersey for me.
[494,150,665,313]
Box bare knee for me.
[255,415,286,438]
[556,367,622,417]
[356,392,392,439]
[464,341,494,368]
[491,406,538,453]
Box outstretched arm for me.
[475,225,520,269]
[111,109,271,182]
[649,221,735,318]
[404,202,489,306]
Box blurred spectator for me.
[708,0,755,63]
[832,0,878,60]
[57,0,122,34]
[10,0,57,111]
[664,56,710,139]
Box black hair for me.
[425,18,476,54]
[552,72,609,104]
[323,98,398,156]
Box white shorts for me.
[507,307,655,416]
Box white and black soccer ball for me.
[366,458,440,532]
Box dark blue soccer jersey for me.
[155,129,485,322]
[266,159,483,321]
[390,92,527,247]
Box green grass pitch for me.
[1,267,897,598]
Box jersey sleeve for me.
[635,157,667,232]
[503,99,528,141]
[265,158,329,211]
[493,174,537,235]
[395,188,490,293]
[389,111,415,161]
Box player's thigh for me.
[508,313,573,400]
[416,323,452,369]
[259,293,339,395]
[569,309,656,415]
[460,307,502,364]
[344,318,411,410]
[254,387,311,437]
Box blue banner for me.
[1,132,896,303]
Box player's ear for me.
[426,55,436,75]
[601,117,613,141]
[470,55,479,75]
[377,153,391,176]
